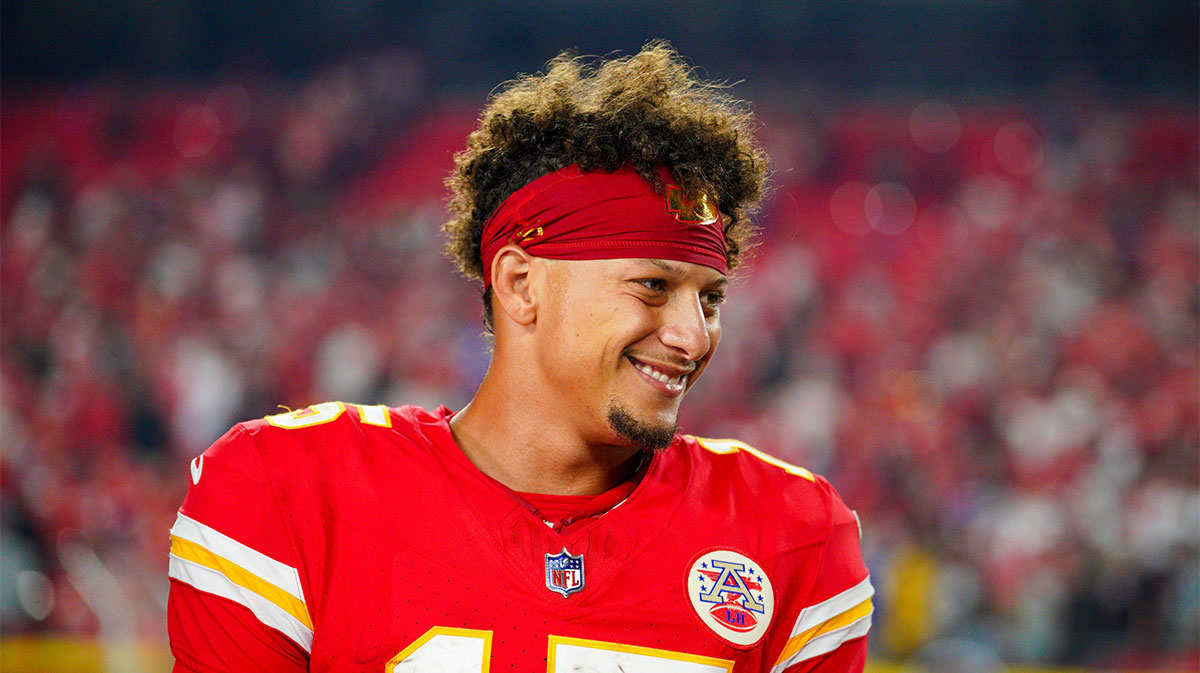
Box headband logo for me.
[666,185,719,226]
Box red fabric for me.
[168,426,310,672]
[169,582,308,673]
[783,637,868,673]
[518,491,594,525]
[517,462,645,530]
[480,164,728,289]
[168,405,871,671]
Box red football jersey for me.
[168,403,873,672]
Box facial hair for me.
[607,402,676,450]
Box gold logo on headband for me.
[507,226,543,246]
[666,185,719,225]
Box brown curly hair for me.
[443,41,769,329]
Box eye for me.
[702,291,726,310]
[633,278,667,292]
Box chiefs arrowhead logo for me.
[190,455,204,485]
[666,185,719,225]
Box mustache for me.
[622,351,697,374]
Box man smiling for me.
[167,42,874,672]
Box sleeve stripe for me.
[170,512,305,602]
[169,554,314,653]
[770,610,872,672]
[689,437,816,481]
[788,576,874,638]
[170,535,314,631]
[771,597,872,668]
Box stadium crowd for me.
[2,55,1197,670]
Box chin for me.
[606,403,677,451]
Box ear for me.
[490,245,538,326]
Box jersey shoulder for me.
[678,434,859,533]
[177,402,448,556]
[241,401,431,437]
[169,402,428,661]
[231,401,439,457]
[681,435,817,482]
[676,436,872,670]
[205,402,445,496]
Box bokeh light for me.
[909,100,962,154]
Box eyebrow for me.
[641,259,729,288]
[644,258,682,273]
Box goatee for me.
[607,404,676,450]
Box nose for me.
[658,293,712,361]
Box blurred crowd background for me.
[2,2,1197,671]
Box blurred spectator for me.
[1,56,1196,670]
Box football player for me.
[168,41,873,672]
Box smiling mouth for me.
[627,356,692,396]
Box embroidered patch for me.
[545,548,584,598]
[686,549,775,647]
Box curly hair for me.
[443,41,769,329]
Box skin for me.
[449,245,728,496]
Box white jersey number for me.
[386,628,733,673]
[265,402,392,429]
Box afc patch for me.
[686,549,775,647]
[545,548,584,598]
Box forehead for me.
[556,257,728,286]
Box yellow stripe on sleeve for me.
[170,535,314,631]
[773,597,873,666]
[689,436,816,481]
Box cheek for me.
[708,319,722,353]
[543,283,592,338]
[540,293,612,367]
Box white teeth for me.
[634,361,683,386]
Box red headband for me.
[480,164,727,289]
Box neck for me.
[449,365,644,496]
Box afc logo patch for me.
[545,548,584,598]
[686,549,775,647]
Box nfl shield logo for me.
[545,548,585,598]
